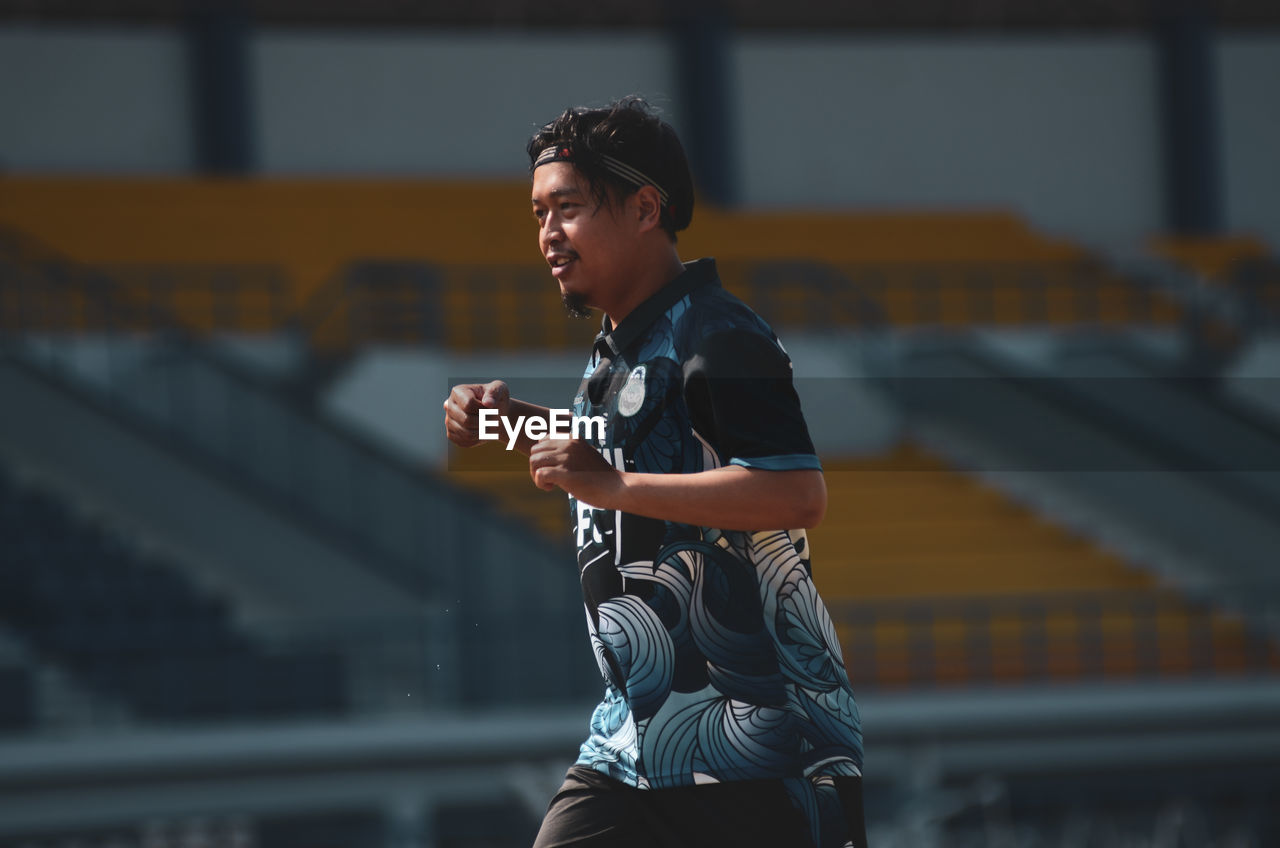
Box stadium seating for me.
[1148,234,1271,282]
[446,441,1276,690]
[0,466,347,724]
[1149,234,1280,329]
[1,178,1263,695]
[816,444,1276,688]
[1,178,1182,355]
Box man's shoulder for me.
[673,278,776,352]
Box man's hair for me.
[527,97,695,240]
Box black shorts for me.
[532,765,868,848]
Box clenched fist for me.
[443,380,510,448]
[529,436,621,507]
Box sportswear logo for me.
[617,365,646,417]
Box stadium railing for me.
[834,587,1280,691]
[1147,234,1280,333]
[2,227,1192,357]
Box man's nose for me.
[542,216,564,245]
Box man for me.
[444,98,866,848]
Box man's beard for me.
[562,291,593,320]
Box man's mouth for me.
[549,254,577,275]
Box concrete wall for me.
[732,35,1165,245]
[1218,34,1280,245]
[1,25,1277,246]
[0,25,192,172]
[253,29,676,176]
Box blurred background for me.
[2,1,1279,846]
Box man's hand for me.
[529,437,621,506]
[443,380,510,448]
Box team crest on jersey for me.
[617,365,647,417]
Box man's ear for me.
[632,185,664,233]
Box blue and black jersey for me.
[567,258,864,848]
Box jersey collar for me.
[596,258,719,358]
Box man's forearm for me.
[609,466,826,531]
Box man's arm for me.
[443,380,550,457]
[528,437,827,530]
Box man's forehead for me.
[531,161,586,201]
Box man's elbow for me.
[793,472,827,529]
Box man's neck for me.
[602,250,686,328]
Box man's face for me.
[531,161,633,318]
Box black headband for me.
[534,144,672,208]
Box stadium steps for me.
[816,444,1277,689]
[3,233,599,709]
[1050,335,1280,522]
[0,230,488,606]
[0,467,348,724]
[894,333,1280,608]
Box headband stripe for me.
[534,145,670,206]
[533,145,568,168]
[599,155,671,206]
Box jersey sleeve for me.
[682,328,821,471]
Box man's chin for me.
[561,291,593,320]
